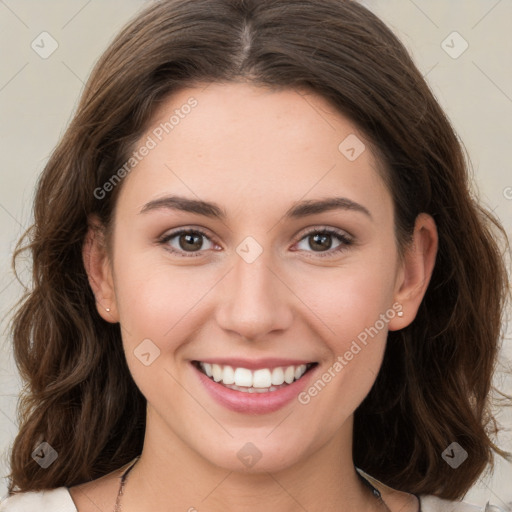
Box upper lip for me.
[192,358,317,370]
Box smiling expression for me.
[88,81,419,473]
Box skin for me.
[74,82,438,512]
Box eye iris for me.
[171,230,342,254]
[310,233,332,251]
[180,233,203,251]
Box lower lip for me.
[192,363,317,414]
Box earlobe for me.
[82,216,119,323]
[388,213,438,331]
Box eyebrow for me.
[139,195,372,221]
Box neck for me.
[120,412,382,512]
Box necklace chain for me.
[113,456,139,512]
[113,456,393,512]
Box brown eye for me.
[178,232,204,251]
[159,228,216,257]
[308,233,334,251]
[295,228,353,258]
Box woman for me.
[1,0,510,511]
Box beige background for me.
[0,0,511,508]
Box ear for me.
[388,212,438,331]
[82,215,119,323]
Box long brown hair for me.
[5,0,511,500]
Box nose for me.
[215,246,294,342]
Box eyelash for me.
[157,226,354,259]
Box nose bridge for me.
[215,238,293,340]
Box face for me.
[87,82,434,475]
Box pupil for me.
[180,233,202,251]
[311,233,331,251]
[178,233,332,252]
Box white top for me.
[0,487,77,511]
[0,487,501,511]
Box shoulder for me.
[0,487,77,511]
[420,494,504,512]
[0,457,137,512]
[356,468,501,512]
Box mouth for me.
[192,360,318,393]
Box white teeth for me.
[234,367,253,387]
[252,369,272,388]
[223,382,289,393]
[284,366,295,384]
[271,367,285,386]
[212,364,222,382]
[295,364,306,380]
[203,362,213,378]
[222,365,235,385]
[198,362,312,389]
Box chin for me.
[194,434,314,475]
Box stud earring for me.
[397,310,404,317]
[106,307,111,312]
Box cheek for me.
[113,224,397,347]
[294,252,396,410]
[112,257,202,407]
[307,271,390,381]
[297,253,397,346]
[111,249,193,343]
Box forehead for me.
[116,81,392,223]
